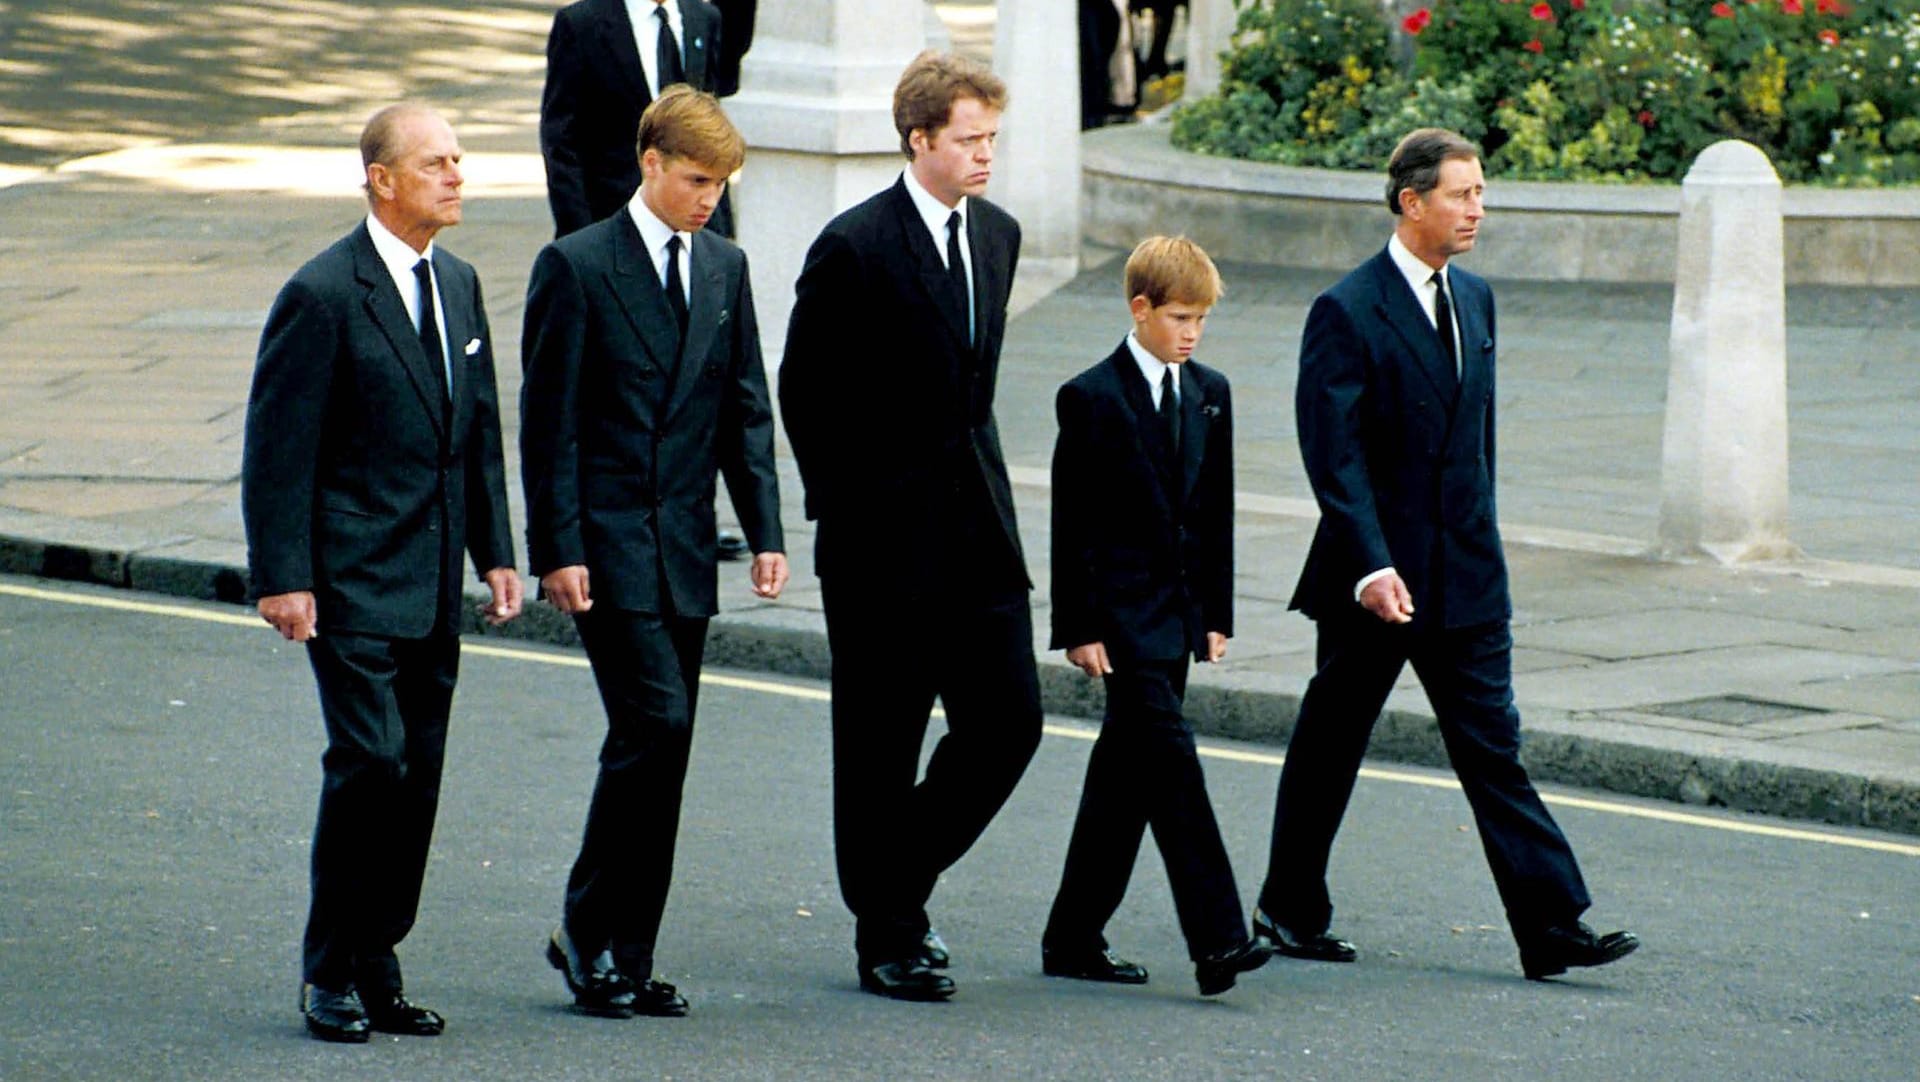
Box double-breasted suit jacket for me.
[1050,346,1234,666]
[1290,247,1507,631]
[519,210,782,615]
[242,222,515,634]
[780,177,1027,595]
[540,0,725,238]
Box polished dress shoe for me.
[1042,946,1149,985]
[717,530,749,561]
[301,983,369,1044]
[1253,907,1357,963]
[920,929,951,969]
[1518,922,1640,981]
[546,927,637,1018]
[363,992,445,1036]
[629,978,690,1017]
[1194,938,1273,996]
[859,958,956,1002]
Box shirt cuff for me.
[1354,566,1396,602]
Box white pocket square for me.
[463,337,482,356]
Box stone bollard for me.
[990,0,1080,283]
[1182,0,1238,100]
[1658,140,1798,563]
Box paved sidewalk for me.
[3,140,1918,836]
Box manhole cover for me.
[1640,695,1826,726]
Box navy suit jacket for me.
[539,0,724,238]
[519,209,781,618]
[1290,247,1509,631]
[780,178,1028,593]
[1050,345,1234,665]
[242,223,515,637]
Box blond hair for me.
[892,50,1008,159]
[1124,236,1224,308]
[638,84,746,175]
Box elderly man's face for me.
[371,112,464,245]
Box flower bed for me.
[1171,0,1920,185]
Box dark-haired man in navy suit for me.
[1255,127,1638,983]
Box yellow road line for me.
[8,580,1918,858]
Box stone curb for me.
[3,525,1914,838]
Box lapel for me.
[605,211,682,378]
[1368,250,1459,410]
[351,225,446,442]
[681,1,713,84]
[1178,363,1208,502]
[434,253,474,445]
[594,0,652,107]
[661,231,727,424]
[890,179,973,360]
[965,206,1001,361]
[1107,348,1179,515]
[1451,269,1491,407]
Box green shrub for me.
[1171,0,1920,185]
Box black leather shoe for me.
[717,530,749,562]
[1195,938,1273,996]
[546,927,636,1018]
[859,958,956,1002]
[920,929,951,969]
[301,983,370,1044]
[1042,946,1149,985]
[363,992,445,1036]
[1253,907,1357,963]
[1518,922,1640,981]
[629,978,690,1017]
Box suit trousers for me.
[564,606,709,978]
[302,626,459,994]
[821,578,1043,965]
[1045,658,1247,960]
[1258,613,1591,938]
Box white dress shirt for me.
[901,167,974,327]
[628,192,692,305]
[1124,331,1179,409]
[364,213,449,389]
[627,0,684,101]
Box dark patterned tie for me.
[654,4,685,88]
[1431,270,1459,382]
[412,258,449,403]
[945,210,971,345]
[1159,367,1180,455]
[663,234,689,340]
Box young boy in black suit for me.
[1041,236,1272,996]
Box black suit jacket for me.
[540,0,724,237]
[1291,247,1509,631]
[1051,345,1233,665]
[780,178,1028,592]
[242,223,515,638]
[520,209,782,618]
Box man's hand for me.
[1204,631,1229,663]
[750,551,789,599]
[258,590,319,642]
[1066,642,1112,678]
[542,565,593,614]
[480,567,523,625]
[1359,571,1415,624]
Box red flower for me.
[1522,38,1545,53]
[1781,0,1803,14]
[1711,1,1735,16]
[1401,7,1432,34]
[1814,0,1849,12]
[1570,0,1586,8]
[1530,2,1554,20]
[1637,110,1655,127]
[1819,27,1840,44]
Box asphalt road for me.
[2,574,1916,1081]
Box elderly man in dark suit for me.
[1256,128,1638,982]
[521,85,785,1020]
[780,50,1043,1003]
[242,102,522,1043]
[540,0,729,239]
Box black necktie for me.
[654,5,685,89]
[945,210,971,345]
[1431,270,1458,383]
[663,234,689,340]
[1159,367,1180,455]
[412,258,449,403]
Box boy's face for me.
[1130,296,1210,365]
[640,148,728,232]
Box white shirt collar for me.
[902,168,967,263]
[1124,331,1178,407]
[627,0,684,96]
[629,191,691,256]
[1388,232,1445,305]
[365,213,436,325]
